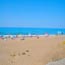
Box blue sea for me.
[0,27,65,35]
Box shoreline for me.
[0,34,65,36]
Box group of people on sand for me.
[0,33,49,40]
[0,31,64,40]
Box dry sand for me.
[0,35,65,65]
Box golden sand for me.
[0,35,65,65]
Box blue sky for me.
[0,0,65,28]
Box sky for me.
[0,0,65,28]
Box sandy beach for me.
[0,35,65,65]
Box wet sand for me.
[0,35,65,65]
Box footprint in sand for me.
[8,59,15,64]
[22,52,26,55]
[21,49,30,56]
[26,50,29,52]
[10,53,16,57]
[25,50,31,56]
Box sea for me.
[0,27,65,35]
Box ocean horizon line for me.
[0,27,65,29]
